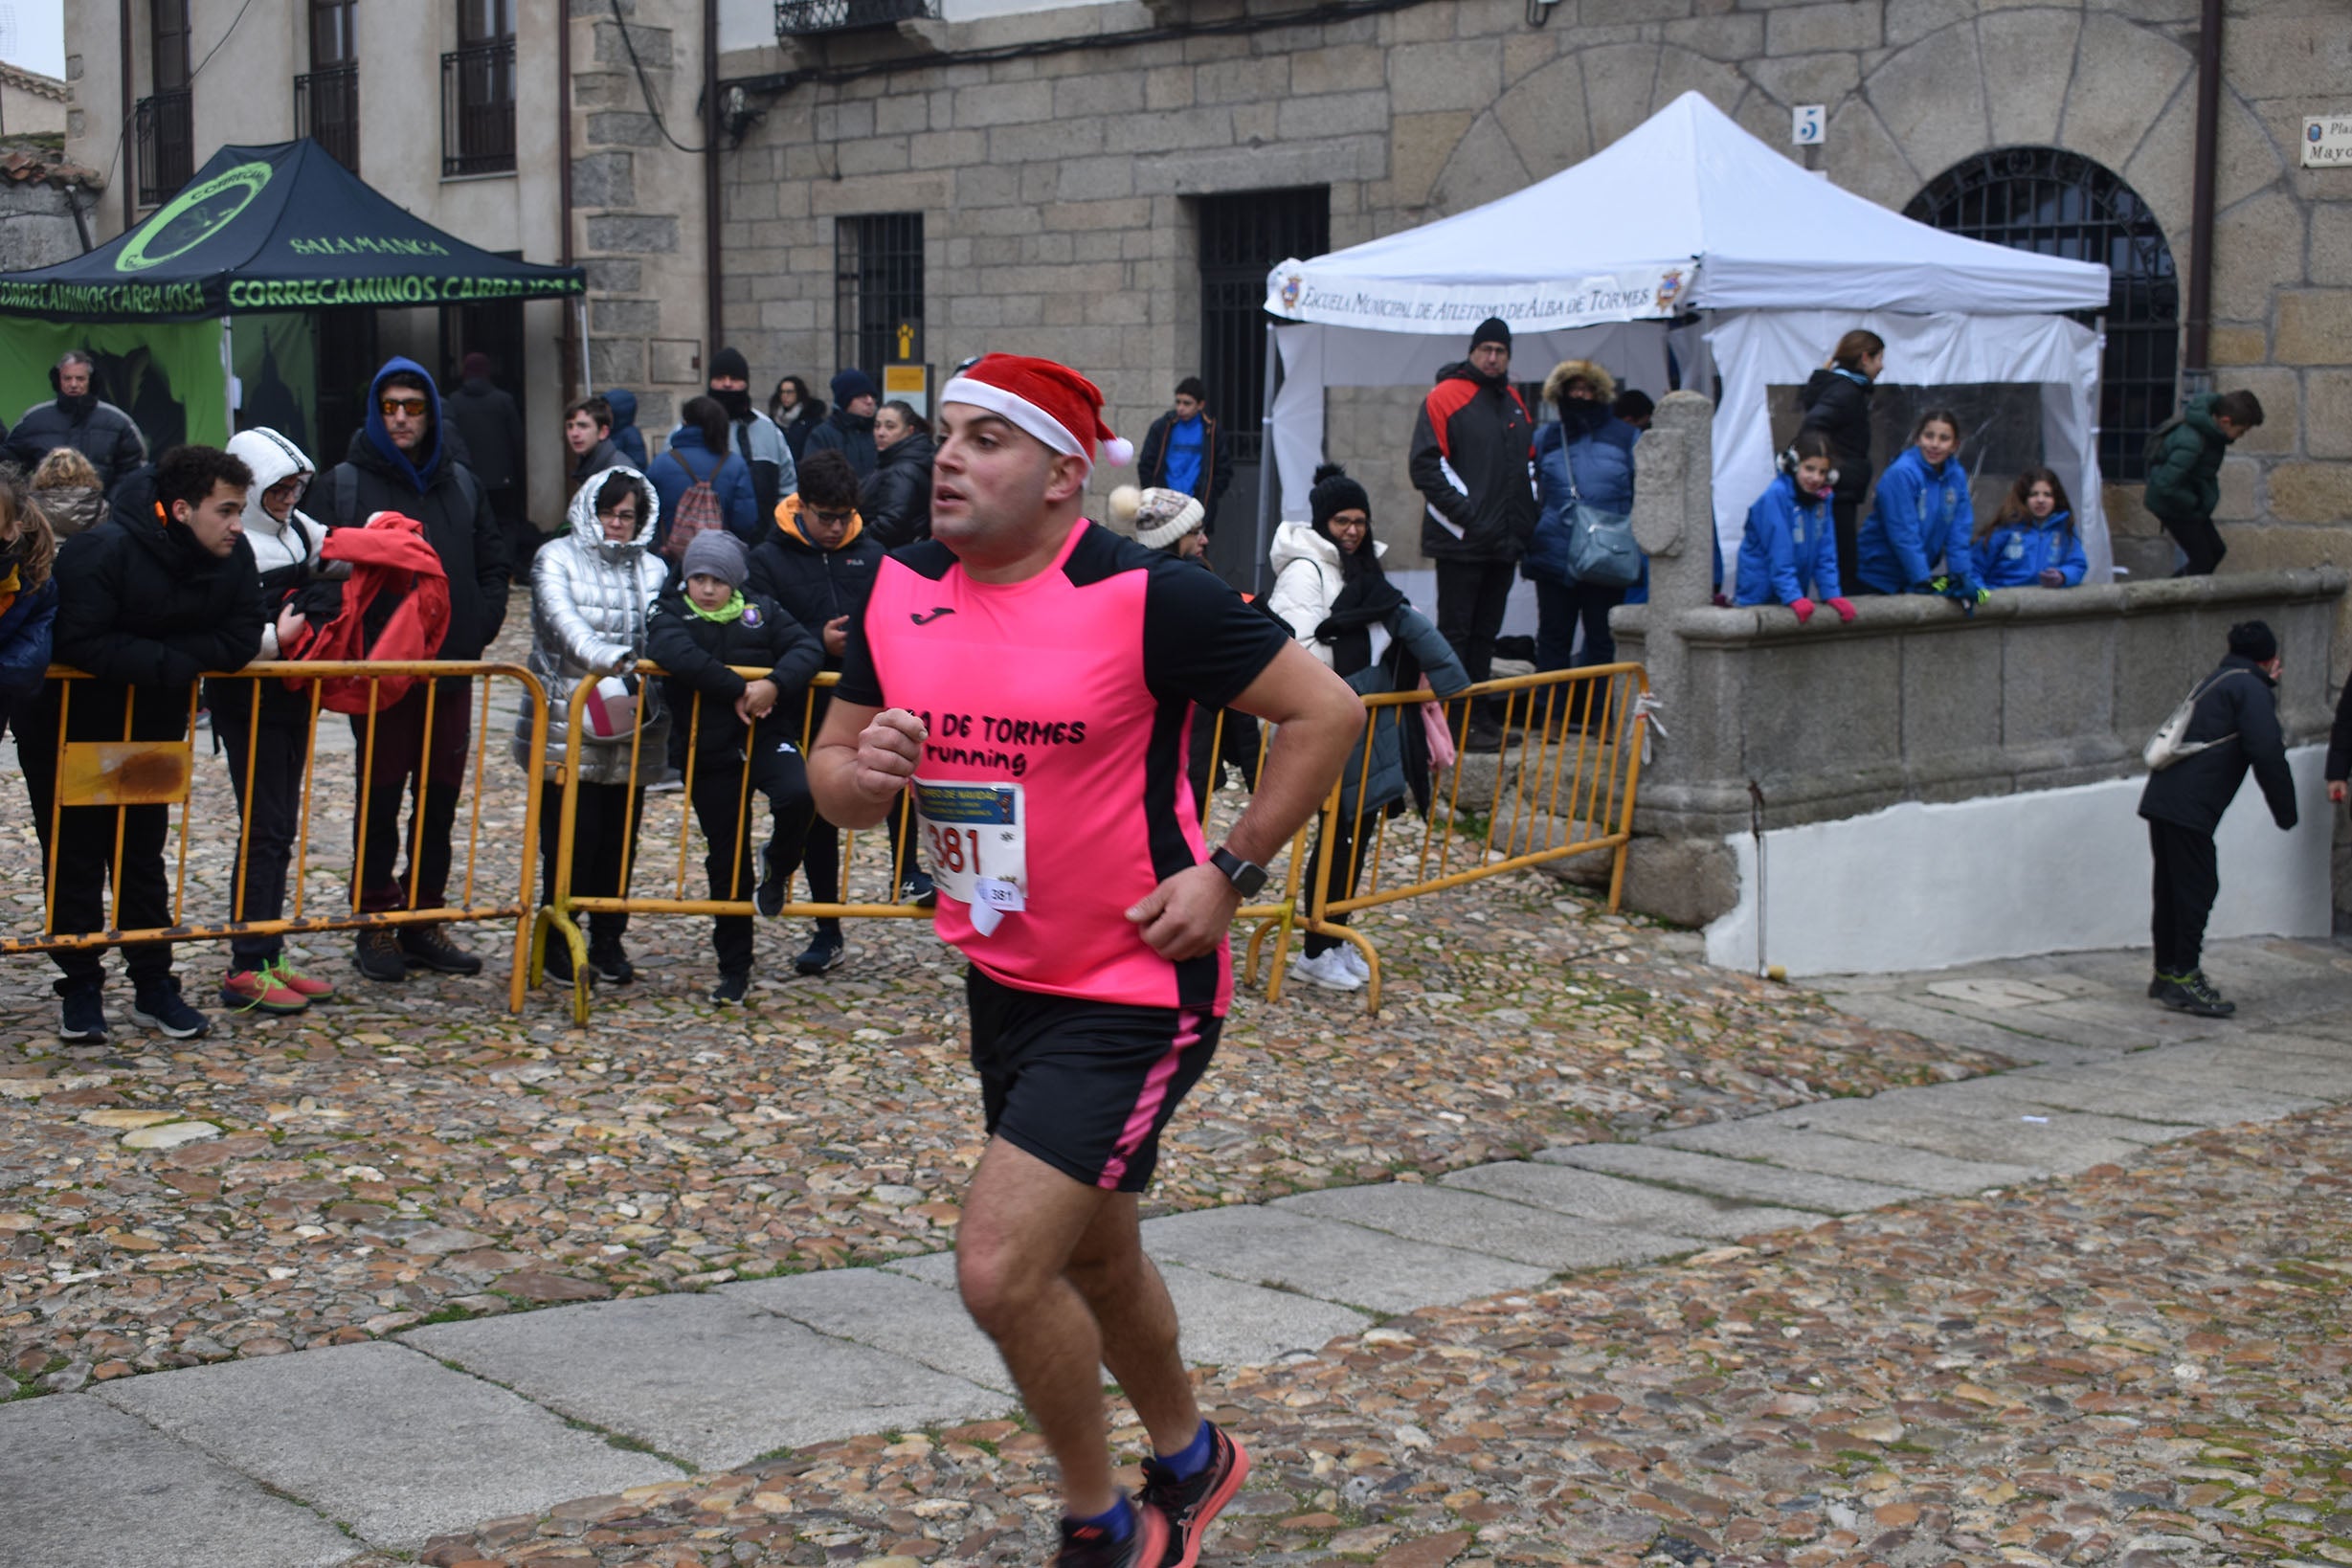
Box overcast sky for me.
[0,1,65,79]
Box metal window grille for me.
[836,213,925,386]
[1198,188,1329,465]
[294,66,361,173]
[1906,148,2179,482]
[133,89,194,208]
[776,0,936,36]
[441,39,517,177]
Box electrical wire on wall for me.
[609,0,705,155]
[99,0,263,197]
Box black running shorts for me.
[966,966,1221,1194]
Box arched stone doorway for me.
[1906,148,2179,482]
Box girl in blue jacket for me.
[1854,410,1980,598]
[1975,467,2088,589]
[1736,432,1855,622]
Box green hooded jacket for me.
[2142,392,2227,525]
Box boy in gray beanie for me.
[645,528,824,1002]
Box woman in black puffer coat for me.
[861,401,936,549]
[1796,327,1884,577]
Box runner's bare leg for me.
[1063,1192,1201,1452]
[957,1137,1127,1516]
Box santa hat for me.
[1109,485,1204,549]
[941,353,1133,471]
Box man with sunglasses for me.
[309,357,510,982]
[746,449,889,974]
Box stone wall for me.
[714,0,2350,555]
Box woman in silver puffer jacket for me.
[515,465,669,985]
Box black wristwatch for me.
[1208,845,1268,898]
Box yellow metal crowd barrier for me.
[2,661,551,1013]
[536,660,1644,1021]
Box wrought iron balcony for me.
[440,39,516,177]
[134,88,194,209]
[775,0,937,36]
[294,65,361,174]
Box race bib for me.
[912,779,1028,935]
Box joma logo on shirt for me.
[910,606,955,625]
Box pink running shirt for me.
[835,519,1288,1013]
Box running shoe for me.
[399,923,483,975]
[2159,970,2236,1019]
[1055,1501,1171,1568]
[1140,1423,1251,1568]
[795,930,845,975]
[130,982,212,1041]
[709,971,750,1005]
[900,868,938,908]
[589,941,636,985]
[754,860,788,918]
[268,957,337,1002]
[221,967,309,1015]
[1335,945,1371,984]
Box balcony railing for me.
[440,39,516,177]
[775,0,936,35]
[134,88,194,209]
[294,65,361,174]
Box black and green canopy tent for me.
[0,138,583,450]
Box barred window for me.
[1907,148,2179,482]
[836,214,925,384]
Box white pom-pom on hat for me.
[1108,484,1142,526]
[1101,435,1135,468]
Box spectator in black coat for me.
[441,353,528,571]
[745,449,901,972]
[2139,620,2298,1019]
[862,401,935,549]
[8,351,147,494]
[1135,376,1234,534]
[803,369,880,482]
[25,447,264,1044]
[1796,328,1884,576]
[645,529,824,1003]
[306,355,510,983]
[769,376,824,465]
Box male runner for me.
[808,354,1362,1568]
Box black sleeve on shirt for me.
[1141,556,1290,711]
[832,599,885,708]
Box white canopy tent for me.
[1263,92,2117,594]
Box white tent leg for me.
[576,295,593,397]
[1252,320,1280,597]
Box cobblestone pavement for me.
[0,644,1994,1393]
[371,1101,2352,1568]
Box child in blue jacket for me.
[1736,432,1856,623]
[1975,466,2088,589]
[1854,410,1980,599]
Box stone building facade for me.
[711,0,2349,581]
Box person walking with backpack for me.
[648,395,758,560]
[308,356,510,982]
[2139,620,2297,1017]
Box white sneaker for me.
[1336,945,1372,983]
[1289,948,1364,991]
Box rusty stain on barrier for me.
[56,740,194,806]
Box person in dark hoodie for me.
[1795,329,1884,576]
[307,356,510,984]
[803,368,881,482]
[9,351,148,494]
[745,448,914,973]
[441,352,528,571]
[706,347,795,525]
[1408,318,1536,750]
[603,388,651,472]
[862,400,936,549]
[26,445,264,1044]
[645,529,824,1003]
[2139,620,2297,1018]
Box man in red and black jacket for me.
[1408,317,1535,750]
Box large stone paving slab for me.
[1534,1142,1930,1213]
[0,1394,360,1568]
[1755,1098,2151,1172]
[1276,1181,1699,1270]
[872,1250,1373,1366]
[1650,1121,2045,1193]
[94,1341,674,1549]
[1439,1162,1826,1240]
[2000,1062,2324,1126]
[1140,1205,1551,1313]
[726,1266,1012,1392]
[405,1288,1010,1470]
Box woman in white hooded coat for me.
[516,466,669,985]
[213,428,340,1016]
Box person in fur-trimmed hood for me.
[1523,359,1641,716]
